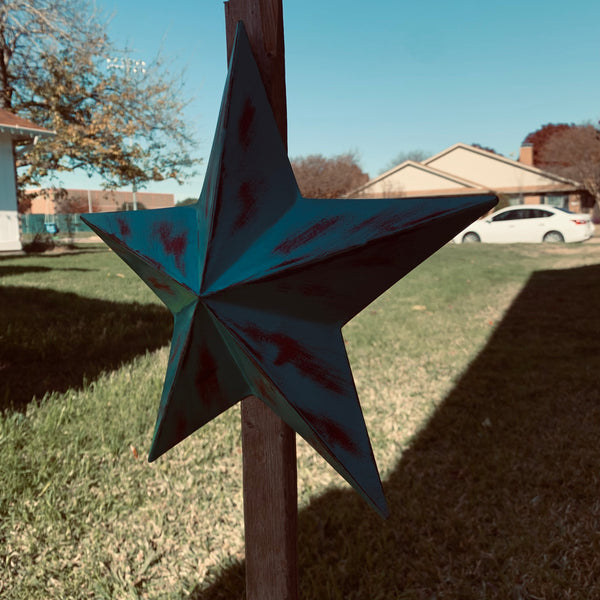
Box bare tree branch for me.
[380,149,430,174]
[539,124,600,211]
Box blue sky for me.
[56,0,600,201]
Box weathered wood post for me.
[224,2,299,598]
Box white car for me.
[453,205,595,244]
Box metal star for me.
[82,23,496,517]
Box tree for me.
[380,149,429,174]
[177,197,199,206]
[53,188,89,215]
[0,0,199,194]
[538,124,600,212]
[291,152,369,198]
[471,143,499,155]
[52,188,88,242]
[523,123,574,166]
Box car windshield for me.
[555,207,574,214]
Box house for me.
[26,188,175,214]
[0,109,54,251]
[354,143,589,213]
[20,188,176,237]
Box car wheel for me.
[462,232,481,243]
[543,231,564,243]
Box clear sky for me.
[56,0,600,202]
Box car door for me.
[522,209,554,242]
[485,209,523,242]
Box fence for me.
[20,213,93,236]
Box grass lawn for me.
[1,240,600,599]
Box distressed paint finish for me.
[82,23,497,518]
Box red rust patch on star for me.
[153,221,188,273]
[238,97,256,151]
[240,324,346,395]
[235,180,258,229]
[116,217,131,237]
[275,216,342,255]
[297,408,361,456]
[148,276,174,294]
[194,346,220,400]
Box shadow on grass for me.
[0,265,54,276]
[192,263,600,599]
[0,247,106,261]
[0,265,94,276]
[0,286,172,412]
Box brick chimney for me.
[519,142,534,166]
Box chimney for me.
[519,142,534,166]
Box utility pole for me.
[106,57,147,210]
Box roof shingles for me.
[0,108,54,139]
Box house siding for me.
[0,132,21,251]
[426,147,560,189]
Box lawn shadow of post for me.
[191,263,600,599]
[0,286,172,412]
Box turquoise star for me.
[82,23,496,517]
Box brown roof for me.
[0,108,54,140]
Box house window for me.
[506,194,522,206]
[543,194,568,209]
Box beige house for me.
[354,143,588,213]
[0,109,54,251]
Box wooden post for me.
[224,2,298,599]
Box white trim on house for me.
[0,108,55,142]
[353,159,490,197]
[0,124,55,141]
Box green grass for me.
[0,249,171,411]
[1,241,600,599]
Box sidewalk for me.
[76,235,102,244]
